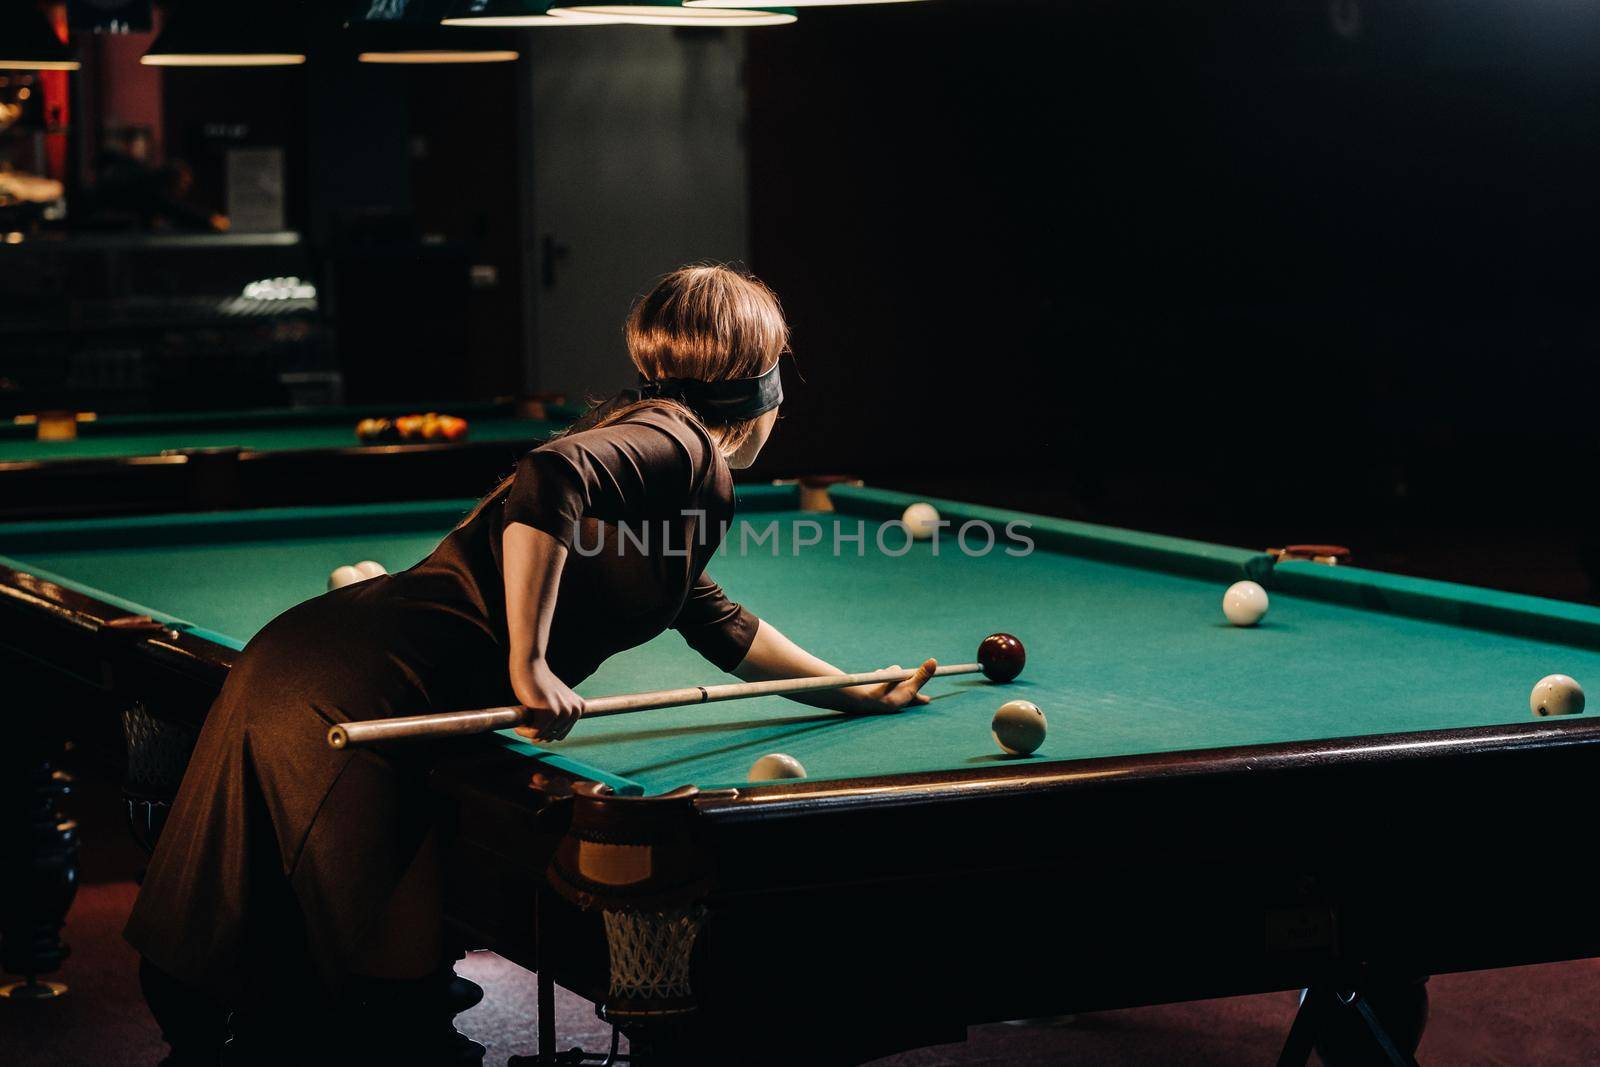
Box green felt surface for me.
[3,490,1598,796]
[0,502,474,649]
[0,404,571,463]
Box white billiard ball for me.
[749,753,807,782]
[1223,580,1270,627]
[902,502,941,541]
[1531,674,1585,718]
[354,560,388,579]
[992,699,1046,756]
[328,565,364,591]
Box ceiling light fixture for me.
[142,1,308,67]
[442,0,622,25]
[685,0,918,5]
[550,1,796,27]
[0,3,81,70]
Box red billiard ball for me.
[978,632,1025,683]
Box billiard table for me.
[0,400,576,521]
[3,483,1600,1064]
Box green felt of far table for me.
[0,402,578,463]
[2,485,1597,797]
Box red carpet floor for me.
[4,876,1600,1066]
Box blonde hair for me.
[460,265,788,528]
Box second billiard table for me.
[0,399,576,521]
[3,483,1599,1063]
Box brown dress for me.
[123,404,759,996]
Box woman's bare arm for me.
[503,521,585,741]
[732,619,936,714]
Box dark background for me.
[741,0,1600,598]
[4,0,1599,598]
[11,7,1600,1061]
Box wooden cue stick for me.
[326,662,983,749]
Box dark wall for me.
[161,65,310,226]
[304,30,529,404]
[318,55,531,404]
[408,60,529,400]
[744,0,1600,541]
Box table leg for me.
[0,757,78,1000]
[506,970,628,1065]
[1280,980,1429,1067]
[540,969,558,1059]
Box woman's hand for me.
[512,658,585,742]
[840,658,938,715]
[733,620,941,715]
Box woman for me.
[126,265,936,1064]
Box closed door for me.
[523,26,750,400]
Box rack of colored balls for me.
[355,412,470,443]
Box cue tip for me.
[327,726,349,749]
